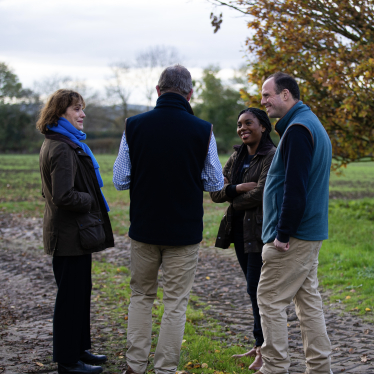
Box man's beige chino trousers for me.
[126,239,199,374]
[258,237,332,374]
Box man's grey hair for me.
[158,64,193,97]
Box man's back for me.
[126,92,212,246]
[114,65,223,374]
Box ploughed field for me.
[1,154,374,316]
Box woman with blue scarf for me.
[37,89,114,374]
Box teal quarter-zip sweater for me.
[262,101,332,244]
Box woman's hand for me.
[224,176,229,184]
[236,182,257,193]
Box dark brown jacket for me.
[39,133,114,256]
[210,141,276,253]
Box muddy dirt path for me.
[1,214,373,373]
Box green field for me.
[1,154,374,318]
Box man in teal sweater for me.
[255,73,332,374]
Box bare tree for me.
[135,45,182,110]
[33,74,100,106]
[33,74,71,97]
[105,62,134,131]
[33,74,109,132]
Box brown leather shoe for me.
[122,365,143,374]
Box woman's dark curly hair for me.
[237,107,277,148]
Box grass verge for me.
[318,199,374,320]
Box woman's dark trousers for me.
[52,254,92,363]
[233,220,264,347]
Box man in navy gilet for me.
[113,64,223,374]
[255,73,333,374]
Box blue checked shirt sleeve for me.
[113,132,131,190]
[201,132,224,192]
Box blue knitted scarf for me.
[47,117,110,212]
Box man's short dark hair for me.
[266,72,300,100]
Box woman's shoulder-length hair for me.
[36,89,85,134]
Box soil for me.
[1,213,373,374]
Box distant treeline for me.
[0,62,279,154]
[0,101,143,154]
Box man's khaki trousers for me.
[258,237,332,374]
[126,239,199,374]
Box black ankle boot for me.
[58,361,103,374]
[79,350,107,365]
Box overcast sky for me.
[0,0,251,104]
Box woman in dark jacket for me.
[210,108,276,371]
[37,89,114,374]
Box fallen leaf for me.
[124,316,128,320]
[184,362,194,369]
[365,308,371,312]
[345,296,351,299]
[361,354,371,363]
[182,339,186,343]
[215,350,220,353]
[350,289,356,293]
[35,362,44,367]
[206,276,210,280]
[202,363,208,368]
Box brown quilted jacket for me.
[39,133,114,256]
[210,140,276,253]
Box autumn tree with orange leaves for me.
[210,0,374,167]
